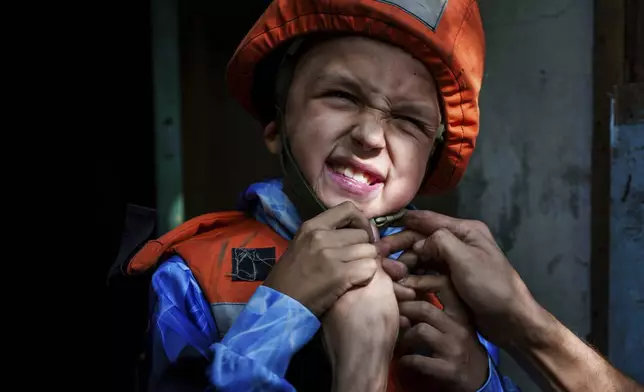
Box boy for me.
[126,0,520,391]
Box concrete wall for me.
[419,1,594,390]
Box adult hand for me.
[378,210,644,392]
[377,209,540,348]
[396,274,489,392]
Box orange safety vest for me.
[128,211,442,391]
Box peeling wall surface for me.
[422,1,594,390]
[609,122,644,383]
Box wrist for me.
[331,339,392,392]
[506,302,631,392]
[507,299,561,355]
[332,352,390,392]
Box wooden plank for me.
[152,0,185,234]
[590,0,625,354]
[624,0,644,83]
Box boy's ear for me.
[429,123,445,159]
[429,141,438,159]
[263,121,282,155]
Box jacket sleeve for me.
[475,334,523,392]
[147,255,320,392]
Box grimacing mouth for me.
[325,156,386,186]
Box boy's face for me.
[265,36,441,219]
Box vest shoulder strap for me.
[128,211,288,303]
[127,211,251,274]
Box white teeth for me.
[333,164,372,185]
[353,172,369,184]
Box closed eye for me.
[392,114,423,129]
[391,114,437,139]
[324,90,358,103]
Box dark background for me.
[98,1,644,390]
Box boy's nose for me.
[350,113,386,151]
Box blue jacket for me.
[146,179,520,391]
[147,255,520,391]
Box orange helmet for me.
[227,0,485,194]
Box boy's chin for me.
[320,195,395,221]
[314,181,409,220]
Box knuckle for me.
[432,228,450,240]
[365,244,378,258]
[457,221,473,235]
[471,220,491,235]
[355,259,377,280]
[472,219,488,231]
[418,300,435,315]
[357,229,370,243]
[356,258,377,276]
[416,323,432,338]
[444,362,458,379]
[339,200,356,212]
[367,258,378,271]
[319,247,334,261]
[300,221,315,234]
[309,229,326,245]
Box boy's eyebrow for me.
[314,71,364,92]
[314,70,441,122]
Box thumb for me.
[376,230,425,257]
[413,228,470,274]
[382,258,408,281]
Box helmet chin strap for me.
[277,113,327,223]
